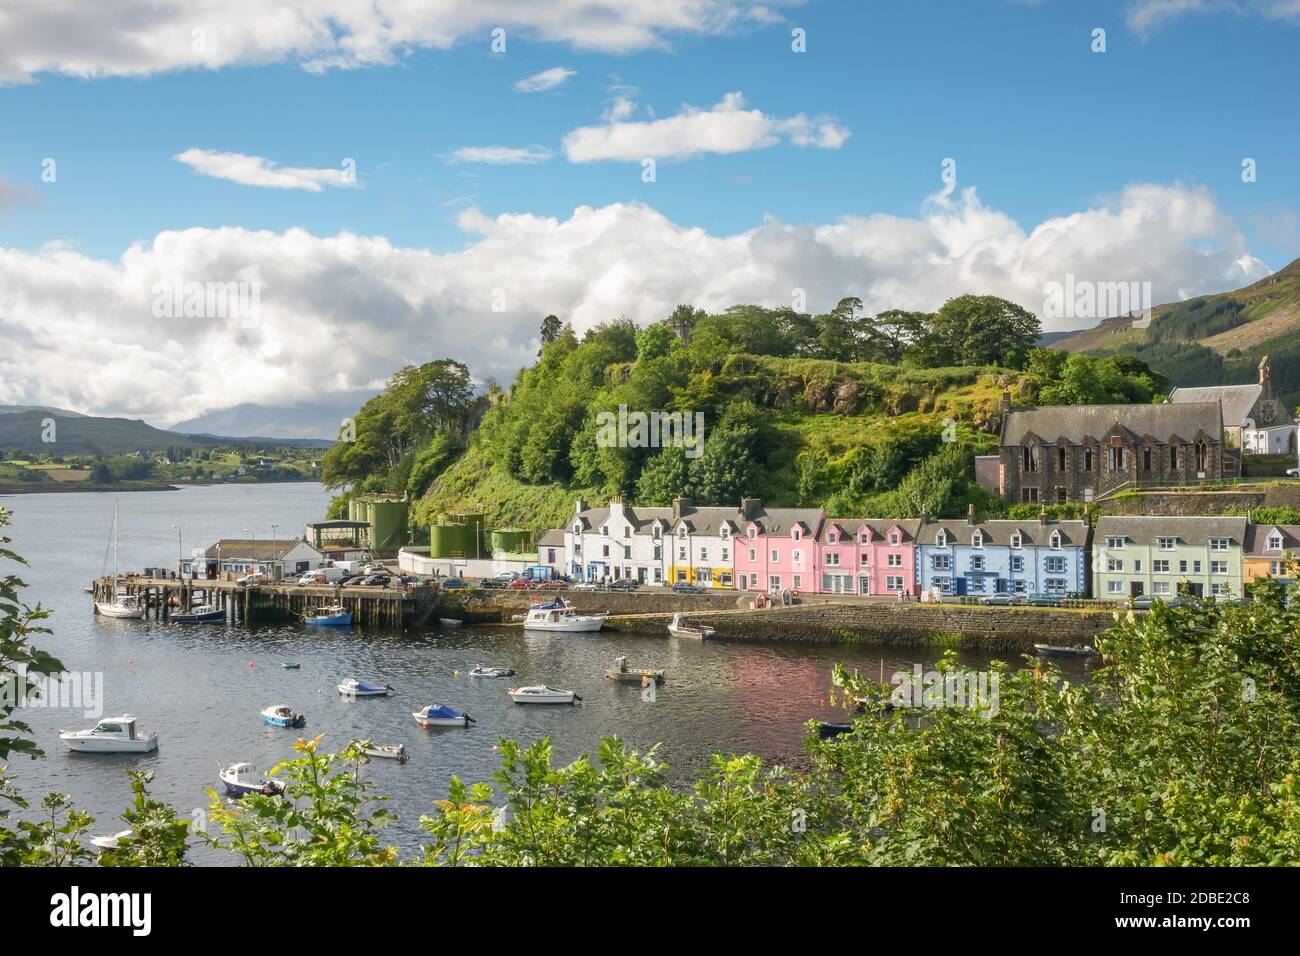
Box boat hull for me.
[172,608,224,623]
[523,616,605,633]
[338,684,389,697]
[95,602,146,620]
[412,711,471,727]
[509,689,578,705]
[60,734,158,754]
[306,612,352,626]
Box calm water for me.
[2,483,1082,861]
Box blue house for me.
[914,509,1090,598]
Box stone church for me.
[990,391,1227,504]
[1169,356,1297,455]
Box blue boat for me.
[261,705,305,728]
[412,704,475,727]
[172,604,224,623]
[305,604,352,626]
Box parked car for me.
[570,581,600,591]
[608,578,640,591]
[672,582,706,594]
[1132,594,1186,610]
[1026,593,1063,607]
[979,593,1025,606]
[440,578,468,590]
[357,574,391,587]
[235,572,267,586]
[533,579,567,590]
[480,578,507,590]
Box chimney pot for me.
[967,503,976,525]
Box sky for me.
[0,0,1298,435]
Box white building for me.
[188,538,324,580]
[565,497,671,585]
[667,498,742,589]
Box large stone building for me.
[994,392,1227,503]
[1169,357,1297,455]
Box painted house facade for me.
[667,499,741,588]
[733,500,826,593]
[1243,523,1300,593]
[1092,516,1247,602]
[536,529,567,574]
[815,519,921,595]
[914,509,1090,598]
[565,498,671,584]
[190,538,324,580]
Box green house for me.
[1093,516,1247,602]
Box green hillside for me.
[1056,256,1300,407]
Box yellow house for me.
[1244,524,1300,593]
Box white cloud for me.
[0,1,783,83]
[0,183,1269,426]
[514,66,576,92]
[563,91,850,161]
[174,148,354,191]
[446,146,554,165]
[1126,0,1300,35]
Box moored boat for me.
[666,612,714,639]
[282,662,301,669]
[337,678,393,697]
[523,600,605,633]
[360,742,408,762]
[60,715,158,753]
[261,705,306,728]
[89,830,133,851]
[412,704,475,727]
[1033,643,1098,658]
[604,656,665,685]
[305,604,352,626]
[438,617,464,627]
[95,502,146,619]
[508,685,581,705]
[219,762,285,797]
[467,664,515,678]
[172,604,223,623]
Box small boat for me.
[337,678,392,698]
[95,503,146,619]
[360,743,408,762]
[508,685,581,705]
[219,762,285,797]
[604,656,665,685]
[261,705,306,728]
[439,617,464,628]
[282,662,301,670]
[305,604,352,626]
[667,612,715,639]
[523,599,605,633]
[1033,644,1098,658]
[89,830,132,851]
[60,715,159,753]
[467,664,515,678]
[816,722,855,739]
[83,586,94,593]
[172,604,223,623]
[413,704,475,727]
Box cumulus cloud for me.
[1126,0,1300,35]
[0,1,783,83]
[514,66,576,92]
[174,148,355,191]
[446,146,554,165]
[0,183,1269,426]
[563,91,850,161]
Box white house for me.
[189,538,324,580]
[667,498,741,589]
[565,497,671,585]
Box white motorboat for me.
[337,678,392,697]
[412,704,475,727]
[508,685,581,705]
[667,612,715,639]
[468,664,515,678]
[523,600,605,633]
[95,501,146,619]
[360,743,408,762]
[60,715,158,753]
[89,830,132,851]
[219,762,285,798]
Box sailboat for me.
[94,501,145,620]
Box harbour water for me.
[2,483,1088,861]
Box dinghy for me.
[172,604,223,623]
[438,617,464,628]
[337,678,392,698]
[219,762,285,797]
[60,715,159,753]
[1033,643,1098,658]
[89,830,133,851]
[261,705,306,728]
[523,600,605,633]
[667,612,715,639]
[467,664,515,678]
[508,685,581,705]
[412,704,475,727]
[305,604,352,626]
[282,662,301,670]
[604,657,665,685]
[360,743,408,762]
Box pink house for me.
[733,502,826,593]
[817,519,921,596]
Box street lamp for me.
[170,523,182,576]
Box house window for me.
[1022,488,1039,503]
[770,549,779,563]
[969,577,986,593]
[652,526,661,539]
[1045,556,1065,573]
[1153,581,1170,595]
[699,548,708,562]
[1107,580,1124,594]
[1010,532,1022,549]
[970,555,985,571]
[1157,537,1175,550]
[860,553,870,566]
[749,573,759,587]
[859,533,869,545]
[793,529,801,541]
[1058,447,1066,470]
[1267,533,1283,551]
[601,525,608,536]
[792,574,802,589]
[972,531,984,548]
[678,527,687,538]
[1209,538,1229,551]
[1044,578,1067,593]
[1023,446,1038,472]
[574,523,582,534]
[748,549,756,562]
[653,568,662,582]
[768,575,781,590]
[1084,448,1093,471]
[825,552,839,566]
[1211,583,1230,596]
[827,532,837,544]
[1196,440,1209,472]
[1049,531,1061,549]
[1107,558,1123,572]
[1153,560,1170,573]
[1171,445,1179,469]
[602,545,610,557]
[1143,447,1152,471]
[886,576,904,591]
[1210,560,1227,574]
[1109,446,1125,471]
[747,527,756,540]
[1010,555,1024,572]
[721,547,729,562]
[889,532,900,546]
[1106,536,1125,549]
[678,547,686,560]
[720,527,730,540]
[624,546,631,559]
[933,554,951,571]
[936,530,948,547]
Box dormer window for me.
[652,526,661,540]
[828,532,837,544]
[972,531,984,548]
[793,528,801,541]
[678,527,687,539]
[721,527,730,540]
[1010,532,1022,549]
[889,532,899,546]
[601,525,608,536]
[1267,532,1283,551]
[1049,531,1062,549]
[859,533,868,545]
[747,527,757,540]
[573,523,581,535]
[936,530,947,548]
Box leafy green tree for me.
[635,445,692,505]
[911,295,1041,369]
[635,322,678,362]
[689,402,764,503]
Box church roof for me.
[1168,384,1263,426]
[1001,402,1221,446]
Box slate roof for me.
[1168,385,1263,426]
[1244,524,1300,555]
[1095,515,1248,547]
[537,529,566,547]
[1001,402,1222,446]
[820,518,922,543]
[915,518,1090,547]
[672,505,743,535]
[743,506,825,537]
[204,538,315,560]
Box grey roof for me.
[1095,515,1247,546]
[1244,524,1300,555]
[204,538,314,560]
[1169,384,1262,426]
[1001,402,1222,446]
[308,520,369,529]
[626,506,672,530]
[671,505,743,535]
[572,506,610,531]
[537,529,566,547]
[820,518,922,543]
[743,506,825,537]
[916,518,1090,547]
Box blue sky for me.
[0,0,1297,431]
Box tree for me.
[635,445,692,505]
[689,402,765,503]
[911,295,1041,369]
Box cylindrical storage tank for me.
[368,499,409,550]
[491,528,532,554]
[429,522,479,558]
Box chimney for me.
[672,497,693,521]
[609,496,624,520]
[740,497,762,520]
[1039,506,1048,526]
[967,502,977,525]
[1001,389,1012,414]
[575,498,588,515]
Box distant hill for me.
[175,397,373,442]
[0,408,331,454]
[1052,256,1300,407]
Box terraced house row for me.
[560,497,1299,601]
